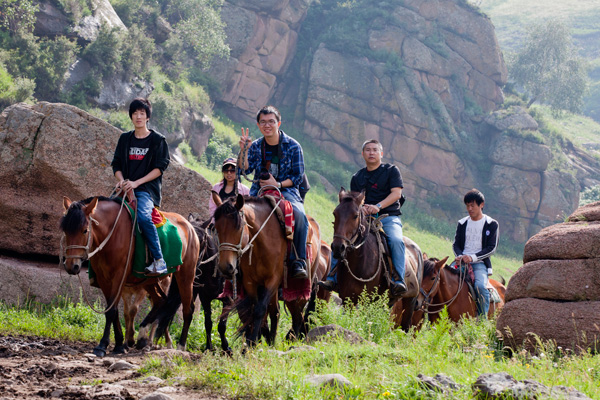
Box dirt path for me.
[0,335,222,400]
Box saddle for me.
[372,220,419,298]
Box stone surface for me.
[107,360,135,371]
[484,106,539,131]
[568,201,600,222]
[496,298,600,353]
[0,102,212,257]
[305,373,352,389]
[95,76,154,110]
[73,0,127,42]
[418,373,462,394]
[489,135,551,171]
[523,221,600,263]
[505,259,600,302]
[306,324,365,345]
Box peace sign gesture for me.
[239,127,252,150]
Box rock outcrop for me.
[497,201,600,352]
[0,102,212,258]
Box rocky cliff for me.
[211,0,600,242]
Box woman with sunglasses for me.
[208,158,250,217]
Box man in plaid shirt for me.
[239,105,309,279]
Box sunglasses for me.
[222,168,236,173]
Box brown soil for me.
[0,335,222,400]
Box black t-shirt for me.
[128,135,152,192]
[264,142,280,179]
[219,184,236,202]
[351,163,404,216]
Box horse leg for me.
[285,299,305,341]
[176,284,195,351]
[200,295,214,352]
[93,305,117,358]
[247,286,271,347]
[218,298,233,355]
[399,297,417,332]
[111,306,127,354]
[122,290,135,349]
[266,298,280,346]
[136,285,165,349]
[302,288,319,335]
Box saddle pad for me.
[262,191,294,240]
[488,286,502,304]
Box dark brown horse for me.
[152,216,234,353]
[212,194,321,346]
[332,189,424,331]
[60,196,199,356]
[413,256,506,325]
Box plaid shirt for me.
[244,130,304,203]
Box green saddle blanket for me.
[88,201,183,282]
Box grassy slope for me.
[479,0,600,120]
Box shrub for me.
[0,63,35,108]
[35,36,78,100]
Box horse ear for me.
[338,187,346,203]
[85,197,99,216]
[437,256,449,271]
[188,213,195,223]
[211,190,222,208]
[235,193,245,210]
[63,196,72,211]
[357,190,366,205]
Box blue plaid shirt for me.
[245,130,304,203]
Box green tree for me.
[0,0,38,36]
[510,20,589,114]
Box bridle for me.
[215,186,282,297]
[332,205,368,251]
[417,260,467,315]
[59,191,136,314]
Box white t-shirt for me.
[463,216,486,262]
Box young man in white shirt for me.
[452,189,499,318]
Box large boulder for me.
[0,102,211,258]
[498,201,600,352]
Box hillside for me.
[479,0,600,121]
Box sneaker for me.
[290,259,308,279]
[390,281,407,297]
[145,259,168,276]
[317,280,336,292]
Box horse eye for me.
[83,229,89,234]
[353,214,359,219]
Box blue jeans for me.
[472,262,490,318]
[381,215,406,284]
[326,215,405,284]
[284,193,308,261]
[135,190,163,261]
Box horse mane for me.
[59,196,119,235]
[423,259,437,277]
[213,196,272,230]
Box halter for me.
[332,206,368,251]
[417,259,467,315]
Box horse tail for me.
[155,275,183,340]
[499,275,506,286]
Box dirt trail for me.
[0,335,220,400]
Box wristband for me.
[376,203,382,210]
[278,182,282,189]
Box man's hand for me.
[259,173,278,188]
[364,204,380,215]
[239,127,252,150]
[454,255,473,264]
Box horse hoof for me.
[136,338,149,350]
[112,345,127,354]
[92,347,106,358]
[224,347,233,357]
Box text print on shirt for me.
[129,147,149,161]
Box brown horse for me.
[212,194,321,346]
[60,196,199,357]
[332,189,424,331]
[413,256,506,325]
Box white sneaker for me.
[145,259,168,276]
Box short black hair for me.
[256,105,281,123]
[464,189,485,205]
[129,98,152,119]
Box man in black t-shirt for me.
[111,98,170,276]
[320,139,408,296]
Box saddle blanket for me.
[88,199,183,283]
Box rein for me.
[418,260,467,315]
[60,187,137,314]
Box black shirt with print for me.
[350,163,404,216]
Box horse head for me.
[331,187,365,259]
[59,196,99,275]
[213,193,247,279]
[416,256,448,311]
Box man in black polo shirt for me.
[320,139,407,296]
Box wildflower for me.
[382,390,391,397]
